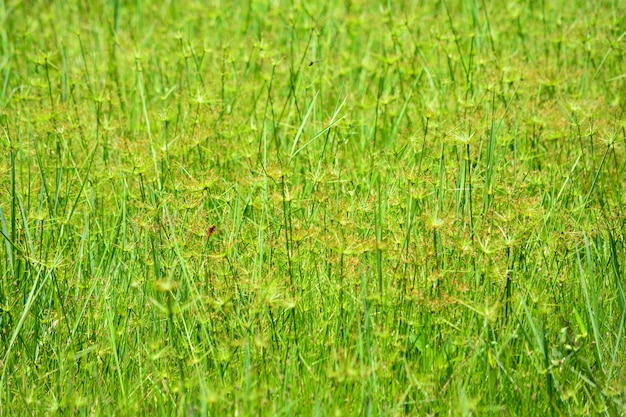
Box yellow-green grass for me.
[0,0,625,415]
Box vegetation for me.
[1,0,625,415]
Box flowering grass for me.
[0,0,625,415]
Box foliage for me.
[0,0,625,415]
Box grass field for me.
[1,0,626,415]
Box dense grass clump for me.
[1,0,625,415]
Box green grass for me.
[1,0,625,415]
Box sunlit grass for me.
[0,0,625,415]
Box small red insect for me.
[207,225,217,239]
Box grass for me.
[0,0,625,415]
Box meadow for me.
[0,0,625,415]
